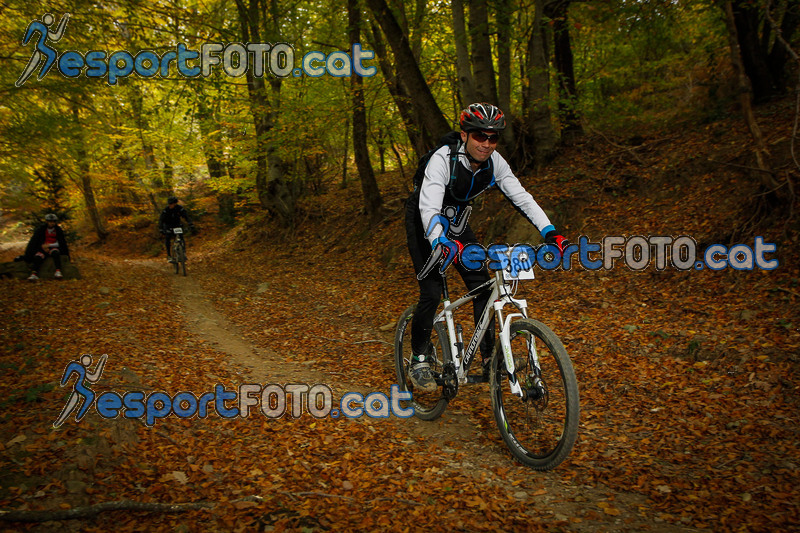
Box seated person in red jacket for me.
[25,213,70,281]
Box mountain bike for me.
[394,255,579,470]
[171,227,187,276]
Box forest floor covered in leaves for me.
[2,100,800,532]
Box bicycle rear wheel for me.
[490,318,579,470]
[394,305,450,421]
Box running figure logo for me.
[16,13,70,87]
[417,205,472,279]
[54,354,108,428]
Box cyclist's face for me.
[461,130,499,163]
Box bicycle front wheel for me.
[394,305,450,421]
[175,243,187,276]
[490,318,579,470]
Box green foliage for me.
[28,163,68,212]
[0,0,746,226]
[571,1,728,131]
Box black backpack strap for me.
[448,140,461,188]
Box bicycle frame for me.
[434,270,535,396]
[395,257,579,469]
[172,227,186,252]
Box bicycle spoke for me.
[491,319,579,470]
[394,306,449,420]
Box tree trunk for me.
[387,128,407,183]
[162,141,175,194]
[72,105,108,241]
[767,0,800,94]
[409,0,438,151]
[368,20,427,157]
[265,76,296,225]
[721,0,779,193]
[526,0,556,168]
[409,0,426,61]
[198,112,226,185]
[731,0,779,102]
[366,0,450,142]
[452,0,476,105]
[495,0,517,159]
[236,0,295,225]
[113,139,146,210]
[468,0,498,104]
[198,99,236,224]
[341,112,350,189]
[377,127,387,173]
[129,90,166,215]
[236,0,269,210]
[546,0,582,140]
[219,163,239,224]
[117,25,168,214]
[350,0,383,222]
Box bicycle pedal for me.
[466,374,489,384]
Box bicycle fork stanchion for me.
[494,271,528,398]
[493,300,524,396]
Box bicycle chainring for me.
[442,362,458,400]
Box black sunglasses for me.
[471,132,500,144]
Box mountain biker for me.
[404,102,568,392]
[159,196,194,263]
[25,213,70,281]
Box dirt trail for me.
[0,241,26,252]
[159,259,699,533]
[171,272,333,386]
[167,262,485,444]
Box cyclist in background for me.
[404,103,569,391]
[159,196,194,263]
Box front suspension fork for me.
[495,302,526,397]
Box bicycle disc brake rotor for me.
[525,373,548,411]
